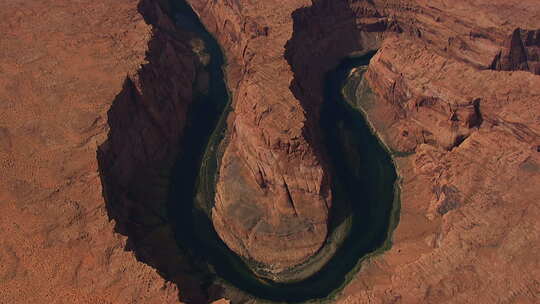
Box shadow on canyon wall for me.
[96,0,220,303]
[96,0,393,303]
[284,0,388,165]
[284,0,384,236]
[490,28,540,75]
[285,0,384,111]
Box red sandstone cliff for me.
[0,0,206,302]
[0,0,182,302]
[0,0,539,303]
[191,0,540,302]
[490,27,540,75]
[193,0,336,272]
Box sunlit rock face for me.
[200,0,382,274]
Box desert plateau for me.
[0,0,539,303]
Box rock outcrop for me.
[491,28,540,75]
[1,0,539,303]
[0,0,182,302]
[191,0,540,302]
[0,0,214,302]
[193,0,335,272]
[97,1,213,302]
[191,0,388,275]
[341,37,540,302]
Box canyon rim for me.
[0,0,539,303]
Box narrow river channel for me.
[167,1,400,302]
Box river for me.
[167,1,400,302]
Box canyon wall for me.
[190,0,540,302]
[196,0,335,271]
[491,28,540,75]
[0,0,183,302]
[0,0,539,303]
[97,1,213,302]
[0,0,220,302]
[344,34,540,302]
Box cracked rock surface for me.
[0,0,539,303]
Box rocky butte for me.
[0,0,539,303]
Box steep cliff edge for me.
[97,1,212,302]
[201,0,335,272]
[491,28,540,75]
[190,0,540,302]
[1,0,539,303]
[0,0,182,302]
[341,35,540,303]
[189,0,389,275]
[343,2,540,302]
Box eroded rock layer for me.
[191,0,388,274]
[0,0,182,302]
[1,0,539,303]
[196,0,334,272]
[491,28,540,75]
[190,0,540,301]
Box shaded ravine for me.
[97,0,399,302]
[165,2,400,303]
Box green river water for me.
[167,1,400,302]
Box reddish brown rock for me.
[0,0,183,302]
[190,0,335,272]
[491,28,540,75]
[0,0,212,302]
[191,0,387,274]
[192,0,540,301]
[1,0,539,303]
[337,3,540,302]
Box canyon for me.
[0,0,539,303]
